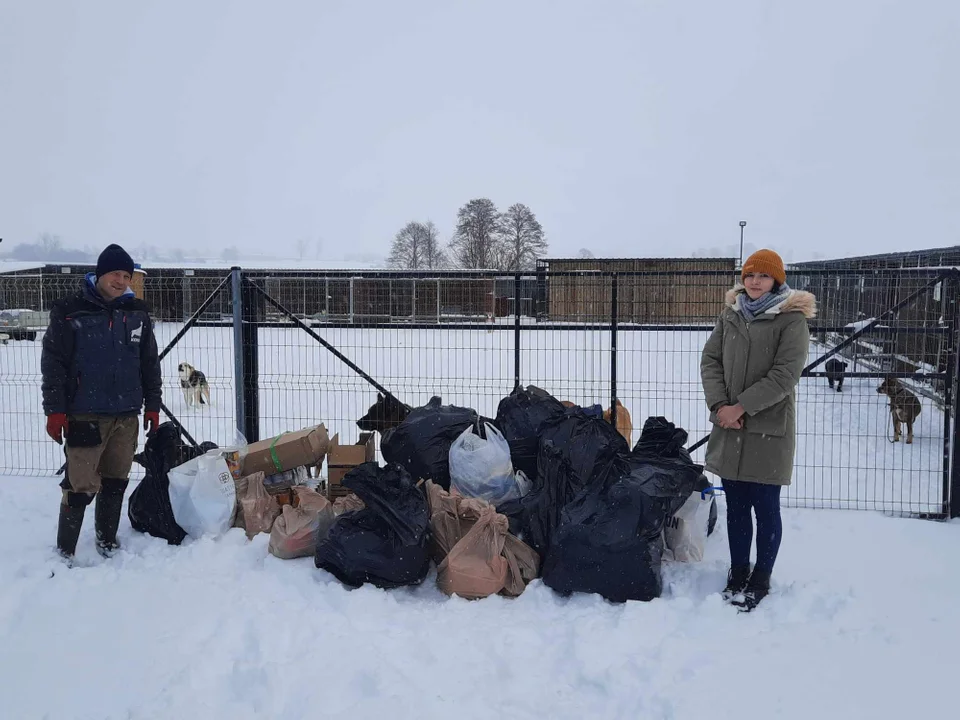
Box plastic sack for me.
[128,422,195,545]
[495,385,567,481]
[438,507,509,600]
[542,425,703,602]
[381,396,484,489]
[424,480,493,564]
[331,493,365,516]
[268,486,335,559]
[167,449,237,539]
[501,534,540,597]
[220,430,248,480]
[315,463,430,589]
[239,472,281,539]
[449,423,528,506]
[498,440,594,560]
[663,489,712,563]
[539,409,629,489]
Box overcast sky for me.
[1,0,957,264]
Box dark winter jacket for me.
[41,274,162,417]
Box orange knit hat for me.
[742,249,786,285]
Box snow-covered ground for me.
[0,323,947,514]
[0,476,956,719]
[0,322,956,718]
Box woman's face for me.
[743,272,775,300]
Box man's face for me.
[97,270,132,300]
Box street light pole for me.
[739,221,747,268]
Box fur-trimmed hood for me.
[724,285,817,319]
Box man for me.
[41,244,162,561]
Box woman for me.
[700,249,816,611]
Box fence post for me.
[514,273,522,392]
[949,272,960,518]
[239,271,261,443]
[610,273,619,428]
[231,267,246,442]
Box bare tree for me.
[497,204,547,271]
[388,220,447,269]
[449,198,503,269]
[221,246,239,263]
[578,248,594,259]
[420,221,446,269]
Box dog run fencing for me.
[1,265,958,519]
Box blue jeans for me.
[722,478,783,575]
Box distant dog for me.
[178,362,210,408]
[603,399,634,447]
[357,392,412,433]
[877,376,921,443]
[825,359,848,392]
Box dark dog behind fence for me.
[0,266,957,518]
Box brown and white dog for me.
[603,399,634,447]
[877,376,921,443]
[178,362,211,408]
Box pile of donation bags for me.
[127,386,717,603]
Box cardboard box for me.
[241,424,330,477]
[326,432,376,490]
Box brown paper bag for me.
[331,492,365,516]
[268,486,335,559]
[425,480,490,564]
[240,472,281,539]
[437,508,509,600]
[501,534,540,597]
[232,474,250,530]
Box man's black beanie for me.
[96,244,135,280]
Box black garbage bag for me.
[495,385,567,481]
[315,462,430,589]
[635,416,717,534]
[497,439,598,560]
[539,408,628,488]
[542,420,703,602]
[632,416,691,460]
[380,396,484,489]
[127,423,216,545]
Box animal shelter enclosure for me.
[1,264,958,518]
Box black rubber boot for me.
[57,502,87,561]
[733,570,771,612]
[721,565,751,601]
[95,478,129,557]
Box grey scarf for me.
[736,283,791,322]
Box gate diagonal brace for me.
[687,272,952,454]
[244,278,410,412]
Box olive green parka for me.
[700,285,817,485]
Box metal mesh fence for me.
[1,265,956,517]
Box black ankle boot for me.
[734,570,771,612]
[57,503,86,559]
[721,565,751,601]
[95,478,129,557]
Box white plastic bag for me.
[663,490,712,562]
[449,423,527,506]
[168,449,237,539]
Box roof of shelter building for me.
[0,261,45,274]
[792,244,960,268]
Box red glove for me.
[46,413,68,444]
[144,411,160,434]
